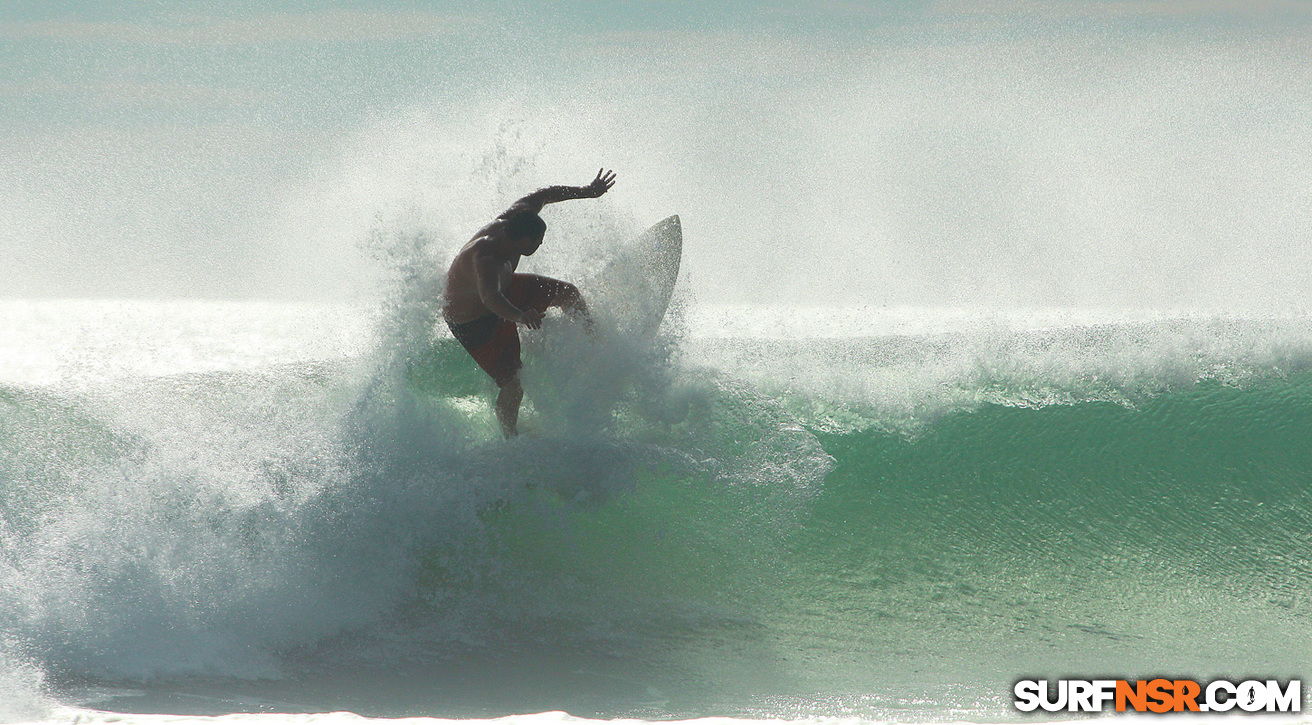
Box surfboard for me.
[586,214,682,339]
[508,214,682,434]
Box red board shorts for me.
[445,274,573,386]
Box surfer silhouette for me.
[443,169,615,437]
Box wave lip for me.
[3,300,1312,720]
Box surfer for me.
[443,168,615,437]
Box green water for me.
[401,356,1312,714]
[10,336,1308,719]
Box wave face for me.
[3,297,1312,722]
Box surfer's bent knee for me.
[555,281,585,310]
[497,373,522,391]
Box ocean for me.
[6,0,1312,722]
[2,295,1311,724]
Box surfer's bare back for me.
[444,169,615,438]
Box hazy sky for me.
[2,1,1311,310]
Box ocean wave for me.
[2,299,1312,719]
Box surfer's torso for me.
[444,218,524,325]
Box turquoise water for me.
[6,3,1312,723]
[2,303,1312,722]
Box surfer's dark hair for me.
[504,211,546,240]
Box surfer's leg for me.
[495,374,524,438]
[552,281,594,335]
[507,273,593,332]
[507,274,588,316]
[560,284,592,329]
[454,317,522,382]
[486,327,524,437]
[450,316,526,435]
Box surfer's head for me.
[504,211,546,254]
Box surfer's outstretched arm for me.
[505,169,615,215]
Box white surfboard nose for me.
[587,214,683,338]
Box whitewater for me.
[4,280,1312,723]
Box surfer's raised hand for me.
[519,309,545,330]
[585,168,616,198]
[506,169,616,213]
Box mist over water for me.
[3,7,1310,310]
[290,26,1312,313]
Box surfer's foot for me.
[558,287,594,339]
